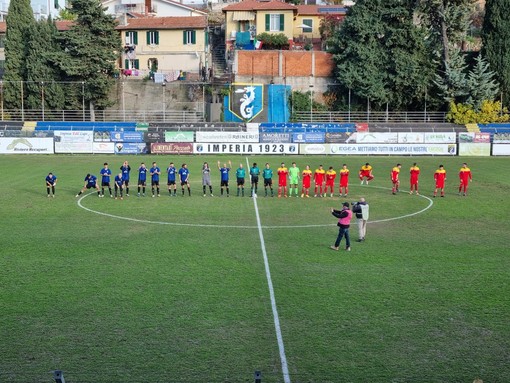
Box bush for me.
[447,100,510,124]
[256,33,290,50]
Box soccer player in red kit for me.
[325,166,337,197]
[359,163,374,185]
[339,164,349,197]
[277,162,289,198]
[433,165,446,197]
[301,165,312,198]
[409,162,420,195]
[458,163,472,196]
[314,165,326,197]
[391,164,401,195]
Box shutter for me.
[154,31,159,45]
[133,31,138,45]
[146,31,151,45]
[303,19,312,33]
[124,59,129,69]
[205,30,209,45]
[280,14,284,31]
[134,59,140,69]
[191,30,196,44]
[183,31,187,44]
[265,14,270,31]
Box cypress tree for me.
[482,0,510,107]
[3,0,35,110]
[331,0,432,111]
[55,0,121,118]
[25,18,66,113]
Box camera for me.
[351,201,359,206]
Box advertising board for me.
[0,137,54,154]
[194,143,297,154]
[195,132,259,143]
[151,143,194,154]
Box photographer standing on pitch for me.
[352,197,369,242]
[330,202,352,252]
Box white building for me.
[0,0,67,21]
[102,0,207,17]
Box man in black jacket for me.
[352,197,369,242]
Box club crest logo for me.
[229,83,264,122]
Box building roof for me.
[116,16,207,30]
[297,5,347,16]
[222,0,297,12]
[0,20,74,33]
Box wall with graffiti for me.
[223,84,291,123]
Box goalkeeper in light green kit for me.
[288,162,301,197]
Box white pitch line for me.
[247,157,291,383]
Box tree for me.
[3,0,35,109]
[25,18,66,112]
[465,54,499,110]
[482,0,510,108]
[446,100,509,123]
[56,7,77,21]
[331,0,433,111]
[434,48,469,104]
[418,0,475,66]
[55,0,121,118]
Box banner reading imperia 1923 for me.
[194,143,297,154]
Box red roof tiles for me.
[222,0,297,12]
[116,16,207,30]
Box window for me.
[302,19,313,33]
[146,31,159,45]
[125,31,138,45]
[148,58,158,72]
[183,30,196,45]
[265,14,284,32]
[124,59,140,70]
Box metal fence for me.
[293,111,448,123]
[0,109,446,123]
[0,109,206,123]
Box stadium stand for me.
[35,121,137,131]
[479,123,510,133]
[259,123,356,133]
[147,122,246,131]
[366,123,467,133]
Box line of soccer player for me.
[388,162,473,197]
[47,160,472,199]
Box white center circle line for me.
[77,186,433,229]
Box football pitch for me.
[1,154,509,383]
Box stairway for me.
[210,31,231,84]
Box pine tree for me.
[55,0,121,118]
[3,0,35,109]
[482,0,510,107]
[418,0,474,67]
[466,54,499,110]
[433,48,469,104]
[25,18,66,113]
[331,0,432,111]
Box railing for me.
[0,109,446,124]
[0,109,206,123]
[292,111,448,123]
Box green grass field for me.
[1,154,509,383]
